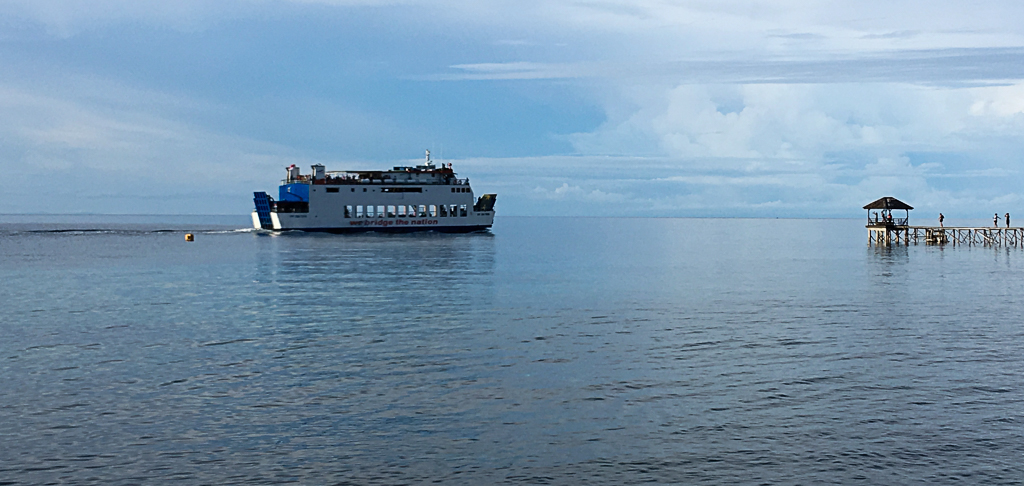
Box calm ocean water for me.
[2,216,1023,484]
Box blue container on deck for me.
[279,183,309,202]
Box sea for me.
[2,215,1023,484]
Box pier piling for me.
[870,226,1024,247]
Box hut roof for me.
[863,197,913,210]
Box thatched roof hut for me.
[864,197,913,226]
[863,197,914,211]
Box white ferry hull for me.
[253,209,494,233]
[252,155,495,233]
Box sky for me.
[2,0,1024,218]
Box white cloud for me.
[532,183,627,203]
[2,0,1024,218]
[0,0,238,37]
[0,81,324,214]
[968,84,1024,118]
[571,82,1024,162]
[442,73,1024,216]
[541,81,1024,216]
[6,0,1024,51]
[445,62,584,80]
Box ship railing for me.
[284,178,470,185]
[867,216,909,227]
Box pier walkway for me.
[868,224,1024,247]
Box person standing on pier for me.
[1006,213,1010,227]
[995,213,1000,227]
[939,213,944,227]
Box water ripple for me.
[2,218,1024,484]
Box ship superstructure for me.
[252,151,496,232]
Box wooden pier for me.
[864,196,1021,247]
[868,224,1024,247]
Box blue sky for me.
[2,0,1024,217]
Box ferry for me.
[252,151,496,232]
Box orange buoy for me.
[185,233,194,242]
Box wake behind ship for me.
[252,151,496,232]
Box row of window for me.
[324,187,452,193]
[344,204,468,218]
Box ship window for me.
[377,205,385,218]
[460,204,468,217]
[386,205,395,217]
[397,205,406,217]
[351,188,355,192]
[429,205,437,217]
[449,205,458,217]
[418,205,427,217]
[326,187,339,193]
[439,205,447,217]
[356,205,364,218]
[345,205,352,218]
[451,188,455,193]
[363,188,367,192]
[366,205,374,217]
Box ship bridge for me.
[282,151,469,187]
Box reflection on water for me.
[254,231,496,312]
[2,219,1024,484]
